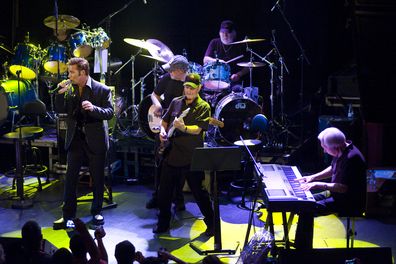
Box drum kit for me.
[0,14,111,128]
[118,35,273,146]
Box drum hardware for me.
[271,6,311,145]
[0,43,14,55]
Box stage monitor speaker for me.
[278,247,393,264]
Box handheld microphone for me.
[49,79,72,94]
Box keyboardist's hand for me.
[301,181,326,191]
[297,175,314,184]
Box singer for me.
[53,57,114,230]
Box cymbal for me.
[237,61,266,68]
[229,38,266,45]
[146,39,174,63]
[43,15,80,30]
[140,54,167,64]
[123,38,160,51]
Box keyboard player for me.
[295,127,366,249]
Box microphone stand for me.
[238,135,265,249]
[272,2,310,145]
[98,0,137,84]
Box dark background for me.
[1,0,395,166]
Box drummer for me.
[203,20,248,91]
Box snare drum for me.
[43,43,68,74]
[203,61,230,91]
[214,93,261,144]
[69,31,92,58]
[9,43,40,80]
[0,80,37,125]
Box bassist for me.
[154,73,214,236]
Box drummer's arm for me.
[204,56,225,64]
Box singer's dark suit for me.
[55,77,113,220]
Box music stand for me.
[190,146,241,255]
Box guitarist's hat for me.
[183,73,201,89]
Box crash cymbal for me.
[146,39,174,63]
[140,54,167,64]
[123,38,160,51]
[237,61,266,68]
[43,15,80,30]
[229,38,266,45]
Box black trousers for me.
[157,161,214,228]
[62,133,106,219]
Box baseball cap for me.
[220,20,235,33]
[162,55,189,72]
[183,73,201,89]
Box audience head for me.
[21,220,43,251]
[51,247,72,264]
[115,240,136,264]
[69,233,87,259]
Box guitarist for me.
[146,55,190,211]
[153,73,214,236]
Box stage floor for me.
[0,174,395,263]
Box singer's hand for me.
[57,80,71,94]
[82,100,94,112]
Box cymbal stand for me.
[272,2,311,145]
[114,48,142,128]
[98,0,137,84]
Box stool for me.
[338,212,363,248]
[4,127,49,192]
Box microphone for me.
[271,0,280,12]
[49,79,72,94]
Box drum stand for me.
[114,49,142,135]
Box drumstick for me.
[225,55,244,64]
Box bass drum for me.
[138,95,160,140]
[0,79,37,126]
[214,93,261,145]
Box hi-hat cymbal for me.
[43,15,80,30]
[229,38,266,45]
[146,39,174,63]
[123,38,160,51]
[237,61,266,68]
[140,54,167,64]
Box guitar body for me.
[148,104,162,133]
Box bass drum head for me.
[214,93,261,145]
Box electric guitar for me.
[157,107,191,158]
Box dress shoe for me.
[53,217,73,230]
[146,198,158,209]
[152,225,169,234]
[92,214,104,226]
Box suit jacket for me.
[55,78,114,154]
